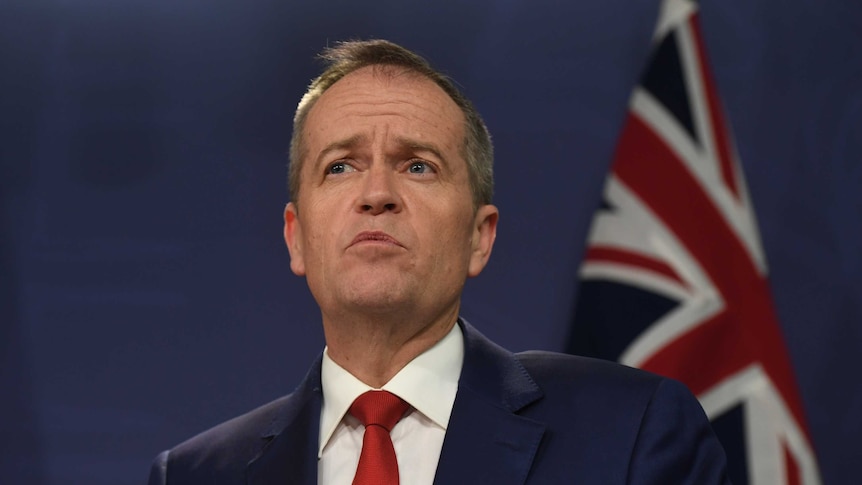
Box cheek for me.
[301,199,344,249]
[308,222,339,258]
[428,212,474,258]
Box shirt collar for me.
[318,322,464,457]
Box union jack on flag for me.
[567,0,821,483]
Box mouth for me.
[349,231,405,248]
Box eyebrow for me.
[393,136,447,165]
[313,134,449,168]
[314,134,367,170]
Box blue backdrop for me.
[2,0,859,483]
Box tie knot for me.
[349,390,410,431]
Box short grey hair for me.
[288,39,494,207]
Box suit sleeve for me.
[627,378,731,485]
[148,450,169,485]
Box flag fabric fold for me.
[567,1,821,483]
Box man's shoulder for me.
[165,394,292,473]
[173,393,293,456]
[515,349,662,389]
[149,391,306,484]
[461,319,673,409]
[512,350,686,415]
[509,350,729,484]
[153,354,323,482]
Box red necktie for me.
[349,390,410,485]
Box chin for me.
[342,289,410,313]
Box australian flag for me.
[567,1,821,483]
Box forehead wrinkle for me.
[334,98,451,126]
[318,97,458,147]
[324,77,457,121]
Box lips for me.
[349,231,405,248]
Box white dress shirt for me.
[317,323,464,485]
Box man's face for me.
[283,66,497,321]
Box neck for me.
[321,305,460,388]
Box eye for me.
[408,161,434,174]
[327,161,355,175]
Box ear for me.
[467,204,499,277]
[283,202,306,276]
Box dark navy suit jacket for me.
[149,320,730,484]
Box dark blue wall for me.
[2,0,859,483]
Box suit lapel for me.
[434,387,545,484]
[434,321,546,485]
[246,358,322,485]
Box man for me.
[149,39,730,484]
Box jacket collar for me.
[433,319,546,485]
[245,320,546,485]
[246,356,322,485]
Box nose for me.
[356,168,402,215]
